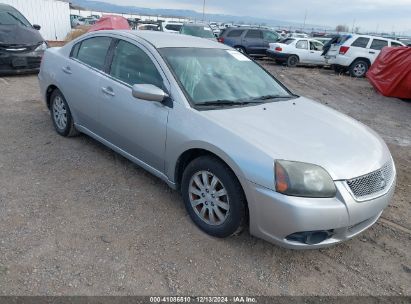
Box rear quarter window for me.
[391,41,403,47]
[351,37,370,48]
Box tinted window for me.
[0,9,31,26]
[227,30,244,37]
[110,40,163,88]
[391,41,402,47]
[263,31,279,42]
[165,24,182,31]
[370,39,388,50]
[245,30,263,39]
[296,40,308,49]
[351,37,370,48]
[75,37,112,71]
[181,25,215,38]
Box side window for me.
[74,37,112,71]
[370,39,388,50]
[263,31,279,42]
[296,40,308,49]
[70,42,81,58]
[227,30,244,37]
[110,40,163,88]
[245,30,263,39]
[391,41,402,47]
[310,41,323,51]
[351,37,370,48]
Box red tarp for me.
[366,46,411,99]
[88,15,130,32]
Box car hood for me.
[201,97,391,180]
[0,24,43,46]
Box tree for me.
[336,24,349,32]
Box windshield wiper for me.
[195,100,264,107]
[251,94,294,101]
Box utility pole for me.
[202,0,206,22]
[302,9,307,31]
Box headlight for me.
[34,42,48,52]
[275,160,336,198]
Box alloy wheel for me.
[188,170,230,226]
[52,95,67,130]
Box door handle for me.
[62,66,72,74]
[101,86,115,96]
[369,51,375,54]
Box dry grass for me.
[65,25,91,42]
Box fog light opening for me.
[286,230,333,245]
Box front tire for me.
[50,89,79,137]
[181,156,246,238]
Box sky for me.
[95,0,411,34]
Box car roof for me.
[0,3,16,11]
[97,30,228,49]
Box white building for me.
[0,0,71,41]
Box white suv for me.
[325,34,404,77]
[161,21,183,33]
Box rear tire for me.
[50,89,79,137]
[349,59,369,78]
[287,55,299,67]
[181,156,246,238]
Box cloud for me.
[95,0,411,34]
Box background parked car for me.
[137,23,161,31]
[217,27,280,56]
[161,21,183,33]
[70,14,84,28]
[0,3,47,75]
[324,34,405,77]
[180,23,216,41]
[267,38,325,67]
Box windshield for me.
[180,25,215,39]
[0,10,31,26]
[160,48,293,106]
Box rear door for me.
[368,38,389,64]
[294,39,309,62]
[62,36,112,133]
[242,29,264,54]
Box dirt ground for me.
[0,63,410,296]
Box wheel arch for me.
[45,84,59,109]
[350,57,371,67]
[173,147,250,221]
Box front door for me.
[98,39,170,172]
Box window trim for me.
[69,34,171,94]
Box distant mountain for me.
[70,0,328,31]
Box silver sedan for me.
[38,31,396,249]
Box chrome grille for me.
[346,162,394,201]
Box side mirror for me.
[132,84,169,102]
[33,24,41,30]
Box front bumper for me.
[245,176,395,249]
[0,51,43,75]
